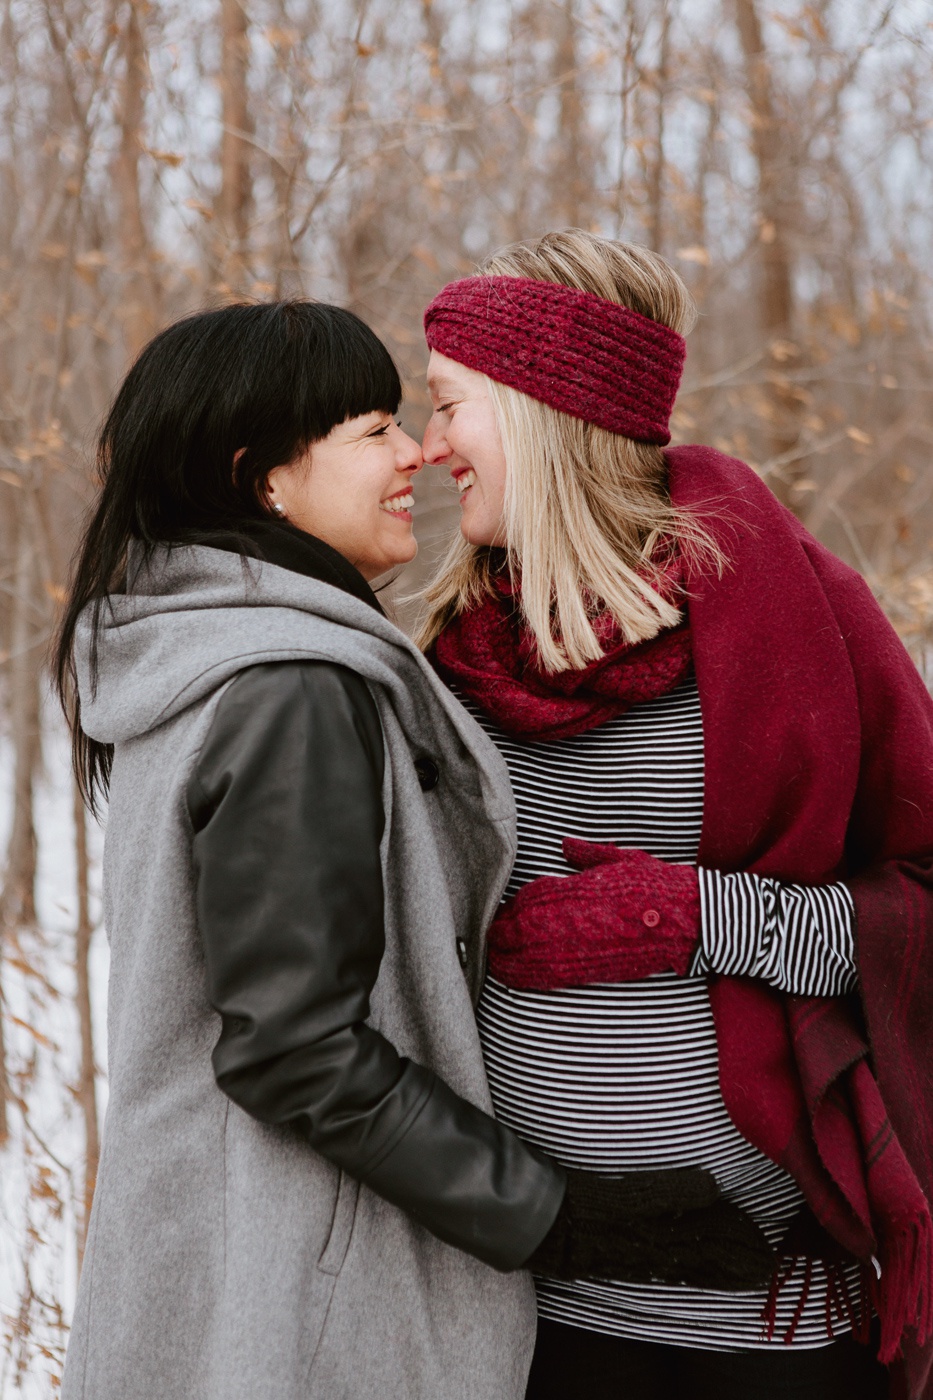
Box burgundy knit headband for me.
[423,275,686,446]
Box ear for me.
[262,462,288,517]
[231,446,250,493]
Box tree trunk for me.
[0,498,43,1142]
[731,0,804,508]
[73,778,98,1270]
[552,0,588,229]
[3,501,41,935]
[646,1,671,253]
[217,0,251,294]
[115,0,159,357]
[0,950,7,1144]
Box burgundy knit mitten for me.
[487,838,700,990]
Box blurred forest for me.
[0,0,932,1391]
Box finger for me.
[645,1166,721,1214]
[562,836,632,869]
[597,1167,720,1218]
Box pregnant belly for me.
[476,972,804,1236]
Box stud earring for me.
[272,501,286,516]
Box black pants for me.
[525,1319,890,1400]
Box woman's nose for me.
[395,426,423,474]
[422,415,449,465]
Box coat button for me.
[415,757,439,791]
[456,938,468,970]
[642,909,661,928]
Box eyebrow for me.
[427,376,461,396]
[347,413,390,438]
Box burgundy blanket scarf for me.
[434,446,933,1398]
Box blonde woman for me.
[419,231,933,1400]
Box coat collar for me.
[207,519,385,615]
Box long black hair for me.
[55,299,402,809]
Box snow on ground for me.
[0,704,107,1397]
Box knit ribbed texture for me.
[431,554,692,743]
[528,1168,775,1291]
[423,276,686,444]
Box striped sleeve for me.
[693,869,857,996]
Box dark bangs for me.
[95,299,402,545]
[312,302,402,431]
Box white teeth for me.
[380,493,414,513]
[457,470,476,494]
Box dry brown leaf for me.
[769,340,799,363]
[676,245,710,266]
[146,148,184,167]
[410,243,439,270]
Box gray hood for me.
[75,543,501,799]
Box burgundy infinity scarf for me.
[435,445,933,1395]
[432,554,692,741]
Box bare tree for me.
[646,0,672,253]
[551,0,589,229]
[73,779,99,1269]
[217,0,253,293]
[730,0,803,505]
[115,0,160,356]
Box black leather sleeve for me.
[186,661,565,1271]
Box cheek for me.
[304,461,382,535]
[474,449,507,510]
[344,461,386,510]
[456,417,496,475]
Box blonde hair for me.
[417,229,720,673]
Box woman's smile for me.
[379,487,415,520]
[452,466,476,501]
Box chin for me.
[384,541,418,570]
[460,520,496,547]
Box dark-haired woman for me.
[56,301,771,1400]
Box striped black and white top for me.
[462,674,860,1351]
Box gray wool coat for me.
[62,545,537,1400]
